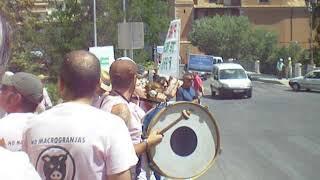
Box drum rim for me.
[146,101,221,179]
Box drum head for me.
[146,102,220,179]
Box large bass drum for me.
[142,102,220,179]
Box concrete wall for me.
[242,0,305,7]
[242,7,310,48]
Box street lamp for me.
[93,0,97,47]
[305,0,317,65]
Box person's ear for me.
[7,92,21,108]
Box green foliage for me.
[1,0,170,81]
[128,0,170,46]
[269,42,304,64]
[189,16,279,63]
[46,82,60,105]
[0,0,43,73]
[247,27,278,63]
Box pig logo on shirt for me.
[42,154,67,180]
[36,146,76,180]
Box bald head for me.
[60,50,100,98]
[110,59,137,90]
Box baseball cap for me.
[1,72,43,104]
[116,57,136,63]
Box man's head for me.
[109,57,137,93]
[59,50,100,100]
[0,72,43,113]
[182,73,194,88]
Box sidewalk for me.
[247,72,290,87]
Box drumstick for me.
[159,110,191,135]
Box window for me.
[259,0,270,3]
[219,69,247,79]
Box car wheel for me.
[246,89,252,98]
[292,83,300,91]
[216,90,223,99]
[306,88,311,92]
[211,90,216,97]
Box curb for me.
[251,77,290,87]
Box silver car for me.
[289,69,320,91]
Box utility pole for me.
[123,0,127,57]
[93,0,97,47]
[306,0,317,65]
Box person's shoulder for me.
[0,147,41,180]
[0,113,34,122]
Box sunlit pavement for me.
[197,81,320,180]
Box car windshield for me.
[219,69,247,79]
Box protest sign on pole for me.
[158,19,181,78]
[89,46,115,71]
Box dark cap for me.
[2,72,43,104]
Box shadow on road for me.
[202,94,249,100]
[284,89,320,94]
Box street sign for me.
[158,19,181,78]
[118,22,144,49]
[89,46,115,71]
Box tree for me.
[247,27,278,63]
[0,0,42,73]
[36,0,170,76]
[189,16,279,64]
[189,16,253,60]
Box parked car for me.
[210,63,252,98]
[289,69,320,91]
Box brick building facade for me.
[169,0,310,64]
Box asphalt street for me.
[197,81,320,180]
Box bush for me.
[46,82,60,105]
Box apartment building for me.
[170,0,310,64]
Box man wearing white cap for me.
[276,58,285,79]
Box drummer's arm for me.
[134,143,148,155]
[134,130,163,155]
[108,170,131,180]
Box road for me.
[197,81,320,180]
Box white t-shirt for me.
[22,102,138,180]
[0,108,6,118]
[0,147,41,180]
[97,95,144,144]
[0,113,34,151]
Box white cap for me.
[116,57,136,64]
[1,71,14,85]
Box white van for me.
[210,63,252,98]
[212,56,223,64]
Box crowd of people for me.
[0,48,205,179]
